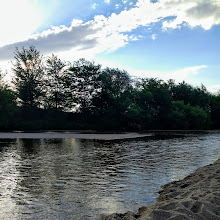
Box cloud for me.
[115,4,120,9]
[91,3,98,9]
[0,14,132,61]
[0,20,100,61]
[128,65,208,83]
[162,0,220,30]
[151,34,157,40]
[129,35,139,41]
[0,0,219,61]
[207,84,220,94]
[104,0,110,3]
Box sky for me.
[0,0,220,93]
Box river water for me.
[0,131,219,220]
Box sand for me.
[102,159,220,220]
[0,132,152,140]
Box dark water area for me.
[0,131,219,220]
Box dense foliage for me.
[0,46,219,130]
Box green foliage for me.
[186,104,210,129]
[210,94,220,129]
[128,78,173,129]
[169,101,210,129]
[171,82,211,111]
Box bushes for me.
[169,101,210,130]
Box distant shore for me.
[102,159,220,220]
[0,131,152,140]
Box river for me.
[0,131,219,219]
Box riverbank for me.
[102,159,220,220]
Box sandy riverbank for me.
[0,132,152,140]
[102,159,220,220]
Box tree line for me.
[0,46,220,130]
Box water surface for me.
[0,131,219,219]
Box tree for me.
[12,46,45,107]
[125,80,153,130]
[169,101,210,129]
[210,93,220,129]
[190,85,211,112]
[171,81,193,105]
[67,59,101,112]
[92,68,132,129]
[45,54,69,110]
[134,78,172,129]
[0,70,17,129]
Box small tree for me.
[12,46,45,108]
[92,68,132,129]
[67,59,101,112]
[45,54,69,110]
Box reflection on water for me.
[0,131,220,220]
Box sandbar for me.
[0,132,152,140]
[102,159,220,220]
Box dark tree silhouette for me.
[92,68,132,129]
[12,46,45,107]
[45,54,69,110]
[0,70,17,129]
[67,58,102,113]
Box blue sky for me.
[0,0,220,92]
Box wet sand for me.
[102,159,220,220]
[0,132,152,140]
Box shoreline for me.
[0,132,152,140]
[102,159,220,220]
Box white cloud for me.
[91,3,98,9]
[162,0,220,30]
[115,4,120,9]
[207,84,220,94]
[151,34,157,40]
[104,0,110,3]
[171,65,207,81]
[0,20,100,61]
[129,36,138,41]
[127,65,207,83]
